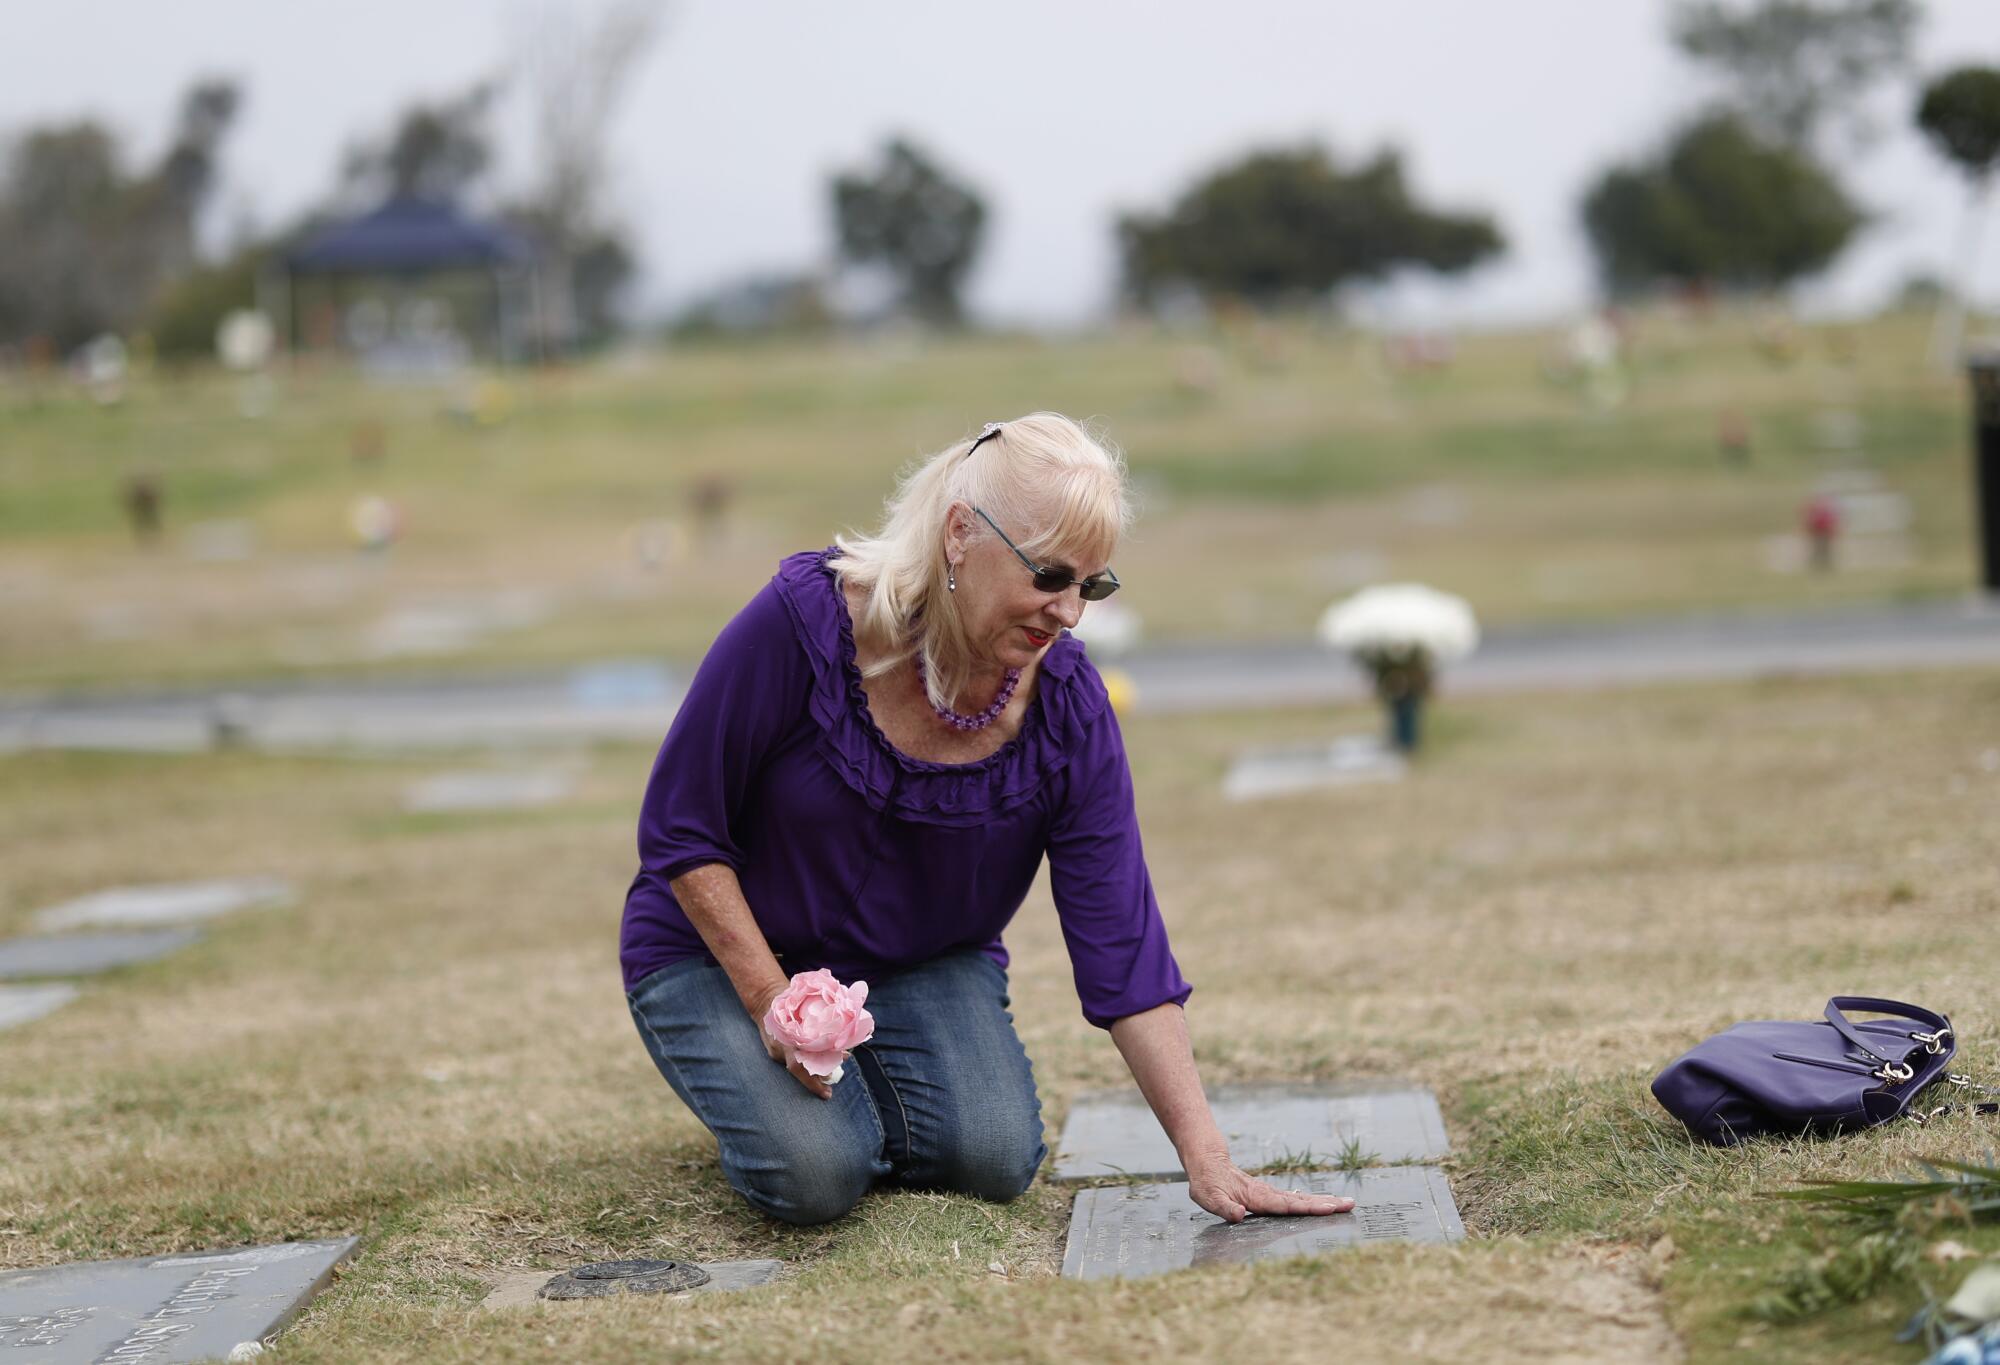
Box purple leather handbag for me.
[1652,996,1956,1145]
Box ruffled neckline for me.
[769,547,1107,827]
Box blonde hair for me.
[834,412,1132,712]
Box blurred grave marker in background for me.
[1402,484,1465,529]
[183,520,255,563]
[34,878,294,932]
[0,984,78,1033]
[403,769,575,813]
[359,592,554,660]
[0,929,203,981]
[1223,736,1406,800]
[628,519,686,572]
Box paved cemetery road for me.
[2,598,1995,752]
[1126,594,2000,713]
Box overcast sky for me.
[7,1,2000,328]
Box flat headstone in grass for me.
[402,770,575,813]
[0,1238,358,1363]
[479,1260,784,1310]
[1053,1083,1448,1182]
[0,929,202,981]
[0,983,78,1031]
[1221,737,1404,802]
[1060,1167,1463,1281]
[33,878,295,932]
[568,661,676,707]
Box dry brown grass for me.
[0,309,1975,691]
[2,668,1998,1361]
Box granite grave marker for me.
[1222,736,1405,802]
[0,929,202,981]
[0,983,78,1032]
[1054,1083,1449,1182]
[0,1238,357,1363]
[1060,1167,1462,1281]
[34,879,294,932]
[403,770,575,814]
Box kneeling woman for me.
[621,413,1351,1228]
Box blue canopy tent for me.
[278,198,539,364]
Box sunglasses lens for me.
[1079,578,1118,601]
[1032,570,1070,593]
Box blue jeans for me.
[628,949,1047,1226]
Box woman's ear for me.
[943,501,973,565]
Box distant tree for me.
[831,137,988,327]
[509,1,664,348]
[671,271,832,339]
[147,245,265,361]
[143,80,244,273]
[1581,113,1862,296]
[340,81,498,205]
[0,125,128,347]
[1917,66,2000,173]
[1915,66,2000,364]
[1668,0,1921,154]
[1115,144,1502,311]
[506,202,636,347]
[0,78,243,349]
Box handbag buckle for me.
[1910,1028,1952,1054]
[1874,1060,1915,1085]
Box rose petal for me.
[795,1049,845,1078]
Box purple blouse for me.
[619,548,1191,1028]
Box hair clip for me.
[964,422,1003,458]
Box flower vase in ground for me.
[1318,585,1477,757]
[1370,654,1431,753]
[1386,690,1423,752]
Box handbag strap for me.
[1824,997,1953,1063]
[1908,1074,2000,1126]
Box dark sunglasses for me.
[972,506,1121,601]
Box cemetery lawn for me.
[3,669,1997,1362]
[0,309,1977,694]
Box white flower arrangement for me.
[1317,584,1479,696]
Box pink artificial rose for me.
[763,968,875,1082]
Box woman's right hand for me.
[748,978,841,1101]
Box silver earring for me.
[947,566,957,592]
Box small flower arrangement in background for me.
[1317,584,1479,752]
[763,968,874,1084]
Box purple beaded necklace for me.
[914,654,1020,732]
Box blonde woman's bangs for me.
[1017,466,1125,573]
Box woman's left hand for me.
[1184,1150,1356,1224]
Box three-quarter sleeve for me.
[1045,700,1193,1028]
[635,580,808,883]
